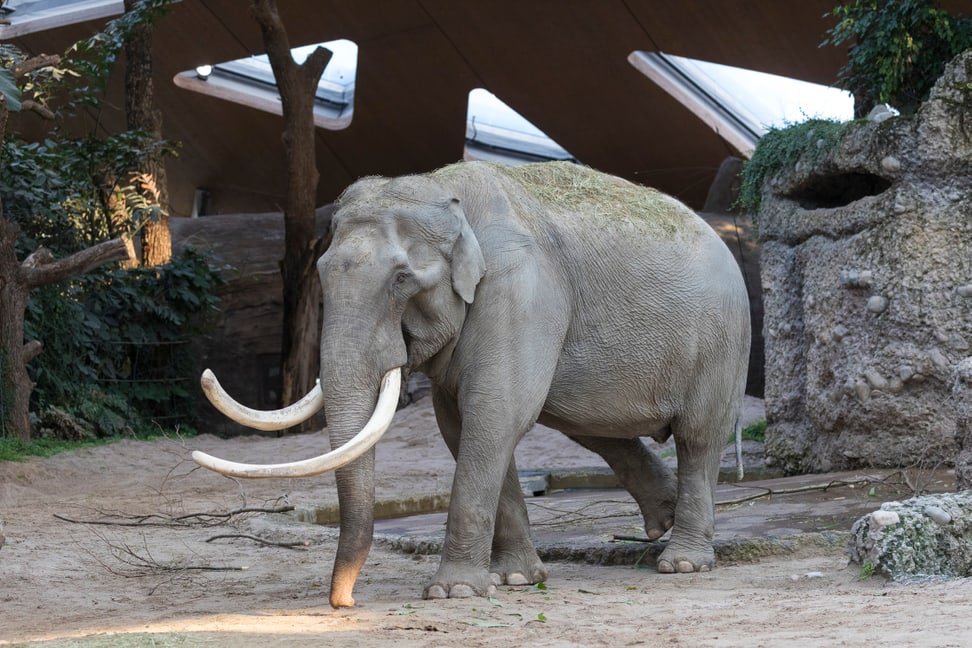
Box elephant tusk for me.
[200,368,325,431]
[192,368,401,479]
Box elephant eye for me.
[393,270,411,285]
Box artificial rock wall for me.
[758,51,972,474]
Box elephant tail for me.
[734,415,744,481]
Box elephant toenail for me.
[425,584,447,599]
[450,583,476,598]
[676,560,694,573]
[657,560,675,573]
[489,572,502,586]
[506,573,529,586]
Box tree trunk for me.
[251,0,332,425]
[0,220,32,440]
[124,0,170,267]
[280,233,330,430]
[0,217,132,440]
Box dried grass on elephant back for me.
[434,161,689,235]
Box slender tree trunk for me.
[280,233,330,429]
[0,220,31,440]
[124,0,170,267]
[251,0,331,425]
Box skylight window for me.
[0,0,123,37]
[628,51,854,157]
[173,39,357,130]
[464,88,574,165]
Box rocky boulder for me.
[849,491,972,580]
[756,50,972,473]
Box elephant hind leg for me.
[567,435,677,540]
[655,409,731,574]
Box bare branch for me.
[13,54,61,79]
[53,505,295,528]
[20,99,55,120]
[250,0,296,86]
[81,529,246,580]
[23,339,42,362]
[22,237,132,289]
[21,246,54,268]
[299,46,331,89]
[204,533,309,549]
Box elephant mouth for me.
[401,322,413,349]
[191,368,402,478]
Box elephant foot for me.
[628,472,677,541]
[656,543,715,574]
[424,563,497,600]
[642,505,675,541]
[489,544,548,586]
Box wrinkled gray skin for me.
[319,161,750,607]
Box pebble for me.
[880,156,901,172]
[867,295,889,313]
[870,510,901,527]
[790,571,826,581]
[924,506,952,525]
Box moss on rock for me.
[849,491,972,580]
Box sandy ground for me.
[2,395,971,647]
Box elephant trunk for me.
[321,369,392,608]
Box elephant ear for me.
[447,199,485,304]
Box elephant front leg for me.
[424,434,519,599]
[428,389,545,599]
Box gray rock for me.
[757,51,972,474]
[848,491,972,580]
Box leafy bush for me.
[24,249,221,439]
[822,0,972,116]
[738,119,846,214]
[741,420,767,443]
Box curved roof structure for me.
[7,1,866,214]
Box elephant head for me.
[192,173,486,607]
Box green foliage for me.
[62,0,174,111]
[0,67,22,111]
[822,0,972,116]
[727,420,767,444]
[0,435,100,461]
[738,119,846,214]
[0,426,180,461]
[0,1,199,443]
[24,250,222,440]
[1,133,174,255]
[741,419,767,443]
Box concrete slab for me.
[369,468,956,568]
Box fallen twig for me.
[613,534,659,543]
[205,533,309,549]
[54,505,295,528]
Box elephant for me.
[192,160,751,608]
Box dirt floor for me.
[2,395,971,647]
